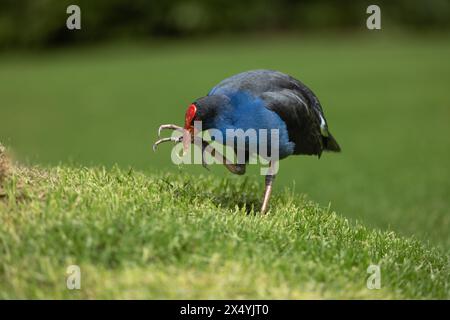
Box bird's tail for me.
[324,133,341,152]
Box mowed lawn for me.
[0,34,450,252]
[0,165,448,299]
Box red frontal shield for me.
[183,104,197,154]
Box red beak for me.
[182,126,194,155]
[183,103,197,155]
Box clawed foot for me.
[152,124,184,151]
[152,136,183,152]
[152,124,209,170]
[157,124,183,137]
[152,123,246,174]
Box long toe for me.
[158,124,183,137]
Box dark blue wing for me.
[209,70,338,155]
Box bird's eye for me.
[184,103,197,128]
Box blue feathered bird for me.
[154,70,341,213]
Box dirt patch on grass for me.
[0,144,12,198]
[0,143,12,185]
[0,145,54,202]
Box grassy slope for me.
[0,164,448,299]
[1,34,449,249]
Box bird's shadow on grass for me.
[159,176,261,214]
[212,192,261,214]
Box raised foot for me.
[152,124,184,151]
[152,136,183,152]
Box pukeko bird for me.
[153,70,340,214]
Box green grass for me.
[1,34,449,250]
[0,34,449,298]
[0,164,448,299]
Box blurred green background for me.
[1,0,450,48]
[0,1,449,250]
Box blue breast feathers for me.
[208,91,295,159]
